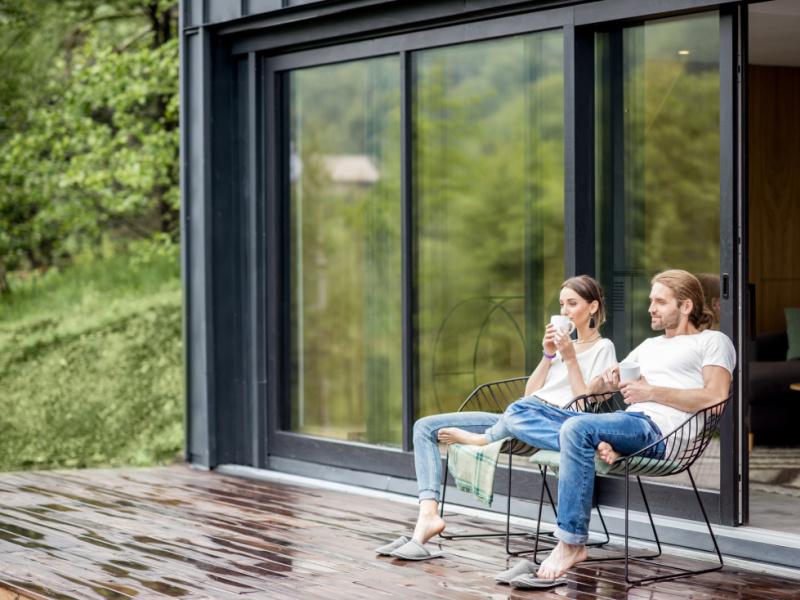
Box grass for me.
[0,249,184,471]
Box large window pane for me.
[289,57,402,445]
[414,31,565,417]
[595,12,721,489]
[596,13,720,356]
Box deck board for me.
[0,465,797,599]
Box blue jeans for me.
[412,396,664,544]
[502,397,665,544]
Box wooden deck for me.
[0,465,797,599]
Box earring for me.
[589,313,596,329]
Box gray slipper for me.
[494,559,537,584]
[509,574,568,589]
[374,535,409,556]
[390,539,444,561]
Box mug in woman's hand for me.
[550,315,575,335]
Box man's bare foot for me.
[437,428,488,446]
[412,512,446,544]
[596,441,620,465]
[536,541,587,579]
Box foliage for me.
[0,1,178,292]
[0,251,183,470]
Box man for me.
[496,269,735,583]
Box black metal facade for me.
[180,0,748,543]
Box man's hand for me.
[620,376,653,404]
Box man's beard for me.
[651,312,680,331]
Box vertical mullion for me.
[564,24,595,280]
[247,51,267,468]
[738,2,749,528]
[264,61,283,459]
[718,5,741,528]
[401,51,415,452]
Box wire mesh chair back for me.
[606,395,731,478]
[456,376,528,413]
[456,376,529,455]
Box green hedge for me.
[0,251,183,471]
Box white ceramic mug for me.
[619,361,641,383]
[550,315,576,335]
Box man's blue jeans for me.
[412,395,664,545]
[501,397,665,544]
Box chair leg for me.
[621,468,724,588]
[439,451,531,541]
[526,465,554,563]
[636,475,662,559]
[593,499,610,547]
[510,466,609,561]
[439,452,449,520]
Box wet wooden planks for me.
[0,466,797,599]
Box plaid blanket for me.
[446,438,508,506]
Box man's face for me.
[648,282,683,331]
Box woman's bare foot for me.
[437,428,488,446]
[536,541,587,579]
[596,441,620,465]
[412,501,446,544]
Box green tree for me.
[0,1,178,293]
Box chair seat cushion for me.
[529,449,681,476]
[529,450,611,475]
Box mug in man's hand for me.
[619,361,641,383]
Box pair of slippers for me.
[376,539,569,591]
[495,559,568,590]
[374,535,444,560]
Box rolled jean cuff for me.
[483,428,503,443]
[554,526,588,545]
[484,422,509,443]
[419,489,439,502]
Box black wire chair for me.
[437,376,612,556]
[529,392,731,587]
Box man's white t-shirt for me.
[622,329,736,437]
[536,338,617,407]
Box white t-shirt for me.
[535,338,617,407]
[622,329,736,437]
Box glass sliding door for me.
[288,57,402,446]
[413,31,565,417]
[594,12,722,489]
[596,12,721,356]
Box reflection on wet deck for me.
[0,465,797,599]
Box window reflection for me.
[414,31,565,417]
[289,57,402,445]
[595,12,721,490]
[596,12,720,358]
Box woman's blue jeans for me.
[412,395,664,545]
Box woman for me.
[376,275,616,560]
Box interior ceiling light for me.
[678,49,691,55]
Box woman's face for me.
[559,286,598,327]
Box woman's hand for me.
[600,365,620,391]
[555,329,576,362]
[542,324,557,355]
